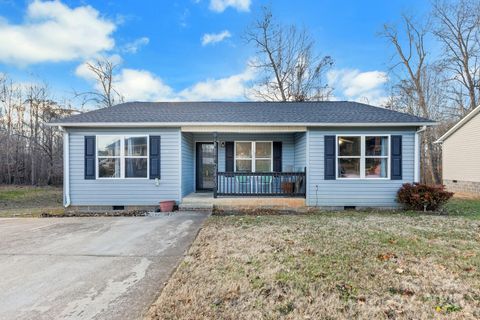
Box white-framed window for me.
[234,141,273,172]
[336,135,390,179]
[96,135,149,179]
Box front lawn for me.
[0,185,63,217]
[148,206,480,319]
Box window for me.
[97,135,148,179]
[235,141,272,172]
[337,135,389,179]
[365,136,389,178]
[337,136,361,178]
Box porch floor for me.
[179,192,306,211]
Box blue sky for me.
[0,0,432,106]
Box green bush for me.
[396,183,453,211]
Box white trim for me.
[435,105,480,143]
[182,126,307,133]
[62,129,71,207]
[414,126,425,182]
[95,135,149,179]
[50,121,436,128]
[335,134,391,180]
[178,131,182,200]
[234,141,273,172]
[305,130,310,205]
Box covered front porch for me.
[180,127,307,199]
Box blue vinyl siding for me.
[66,126,417,208]
[190,133,297,173]
[67,127,181,205]
[181,132,194,197]
[294,132,307,171]
[306,127,416,207]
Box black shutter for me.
[149,136,161,179]
[84,136,96,180]
[391,135,402,180]
[225,141,234,172]
[324,135,336,180]
[273,142,282,172]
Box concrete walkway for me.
[0,213,208,320]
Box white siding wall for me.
[306,128,416,207]
[68,128,181,205]
[443,113,480,182]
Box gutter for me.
[60,127,71,207]
[47,121,438,128]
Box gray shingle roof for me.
[51,101,434,126]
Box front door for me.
[196,142,215,191]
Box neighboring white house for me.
[436,105,480,195]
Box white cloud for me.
[201,30,231,46]
[122,37,149,54]
[327,69,389,106]
[74,56,173,102]
[179,65,256,100]
[113,69,174,101]
[209,0,251,12]
[76,60,256,102]
[0,0,115,65]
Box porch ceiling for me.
[181,125,307,133]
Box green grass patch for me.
[444,198,480,218]
[0,185,63,217]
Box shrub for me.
[396,183,453,211]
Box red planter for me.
[159,200,175,212]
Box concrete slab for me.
[0,212,208,320]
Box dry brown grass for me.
[147,212,480,320]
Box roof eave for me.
[47,121,437,128]
[435,105,480,143]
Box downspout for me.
[414,126,426,183]
[61,127,71,207]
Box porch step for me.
[178,202,214,211]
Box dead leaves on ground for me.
[377,252,398,262]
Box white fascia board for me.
[48,121,437,128]
[435,105,480,143]
[181,126,307,132]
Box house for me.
[50,101,434,210]
[436,105,480,196]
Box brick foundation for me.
[444,179,480,195]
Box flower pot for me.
[281,182,294,194]
[159,200,175,212]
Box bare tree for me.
[0,74,74,185]
[382,15,442,184]
[76,57,124,108]
[432,0,480,115]
[245,7,334,101]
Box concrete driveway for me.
[0,212,208,320]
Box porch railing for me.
[215,171,306,197]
